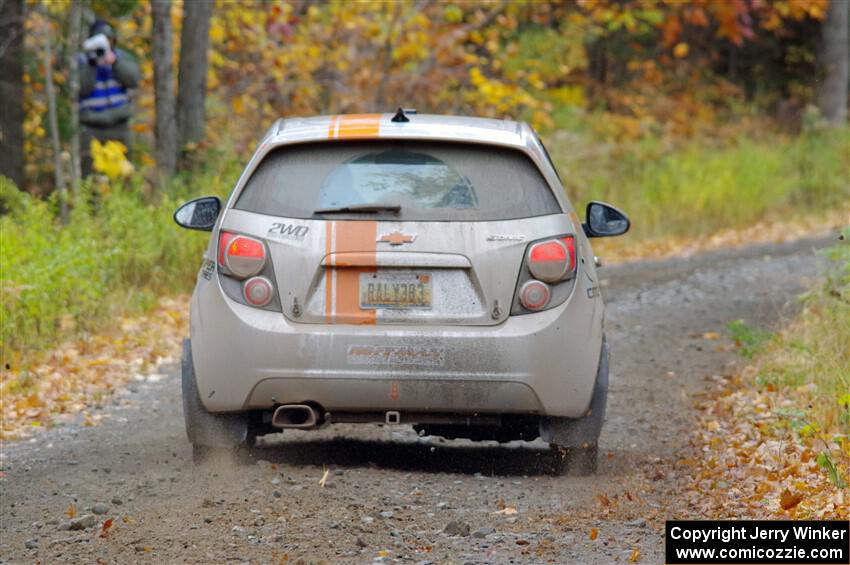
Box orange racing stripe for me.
[334,221,378,325]
[327,114,381,140]
[324,221,334,321]
[323,220,378,324]
[326,115,340,139]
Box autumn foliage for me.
[17,0,837,189]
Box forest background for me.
[0,0,847,356]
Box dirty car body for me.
[175,112,629,472]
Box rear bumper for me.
[190,274,604,418]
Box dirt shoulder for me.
[0,235,835,564]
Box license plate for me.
[359,272,432,309]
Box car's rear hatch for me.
[220,139,575,326]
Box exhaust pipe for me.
[272,404,319,429]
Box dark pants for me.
[80,122,131,178]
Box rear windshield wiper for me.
[313,203,402,215]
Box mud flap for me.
[540,336,609,448]
[182,339,250,448]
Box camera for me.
[83,33,111,66]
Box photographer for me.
[78,19,140,177]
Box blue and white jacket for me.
[78,48,140,128]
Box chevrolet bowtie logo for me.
[377,232,416,246]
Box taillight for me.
[219,232,266,278]
[560,235,576,272]
[218,231,236,266]
[512,233,579,315]
[215,229,279,311]
[243,276,273,307]
[528,240,569,283]
[527,236,576,283]
[519,280,551,311]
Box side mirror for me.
[173,196,221,231]
[583,201,630,238]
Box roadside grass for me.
[0,150,241,359]
[548,127,849,242]
[685,233,849,518]
[753,236,850,450]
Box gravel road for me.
[0,236,833,564]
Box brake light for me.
[512,234,579,315]
[219,232,266,278]
[243,276,274,306]
[560,235,576,272]
[528,240,569,283]
[519,280,551,311]
[218,231,236,266]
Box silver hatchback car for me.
[174,110,629,473]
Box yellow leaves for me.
[443,5,463,24]
[66,504,77,519]
[629,548,641,562]
[91,139,134,180]
[548,86,586,107]
[209,21,225,42]
[673,42,689,58]
[231,95,246,115]
[589,527,599,540]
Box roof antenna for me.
[391,107,413,123]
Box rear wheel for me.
[182,340,254,463]
[546,337,609,476]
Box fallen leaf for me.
[495,499,506,510]
[597,494,610,506]
[277,554,289,564]
[779,489,802,510]
[66,503,77,519]
[516,539,529,546]
[702,331,721,340]
[100,518,113,537]
[590,527,598,540]
[630,548,641,562]
[494,506,518,515]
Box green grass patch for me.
[747,231,850,486]
[727,319,773,359]
[0,150,242,358]
[547,127,849,241]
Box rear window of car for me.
[234,140,561,221]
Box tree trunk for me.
[151,0,177,179]
[41,4,69,223]
[0,0,26,187]
[177,0,212,149]
[817,0,849,125]
[67,0,82,194]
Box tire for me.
[545,336,609,476]
[182,339,252,460]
